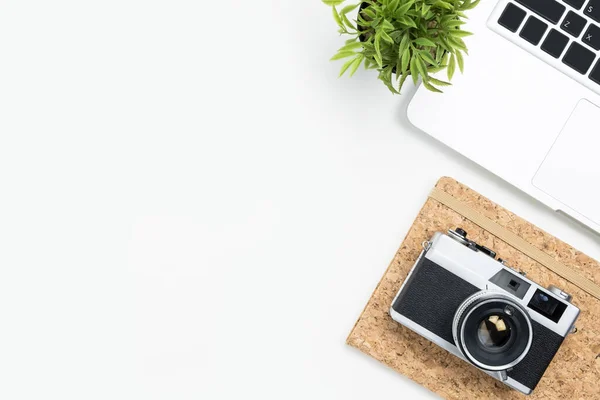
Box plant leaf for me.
[448,36,469,52]
[422,81,443,93]
[441,52,449,66]
[456,50,465,73]
[446,20,466,28]
[363,7,376,19]
[398,16,417,28]
[433,1,453,10]
[438,37,452,52]
[364,58,378,70]
[374,31,382,60]
[330,51,357,60]
[427,64,448,73]
[419,50,437,66]
[428,77,452,86]
[416,56,428,81]
[398,70,409,93]
[435,46,445,63]
[339,56,357,77]
[374,52,383,68]
[389,30,403,42]
[402,48,411,72]
[332,6,344,29]
[339,41,364,51]
[449,29,474,38]
[348,54,364,77]
[341,4,359,14]
[378,68,400,94]
[357,16,372,28]
[381,19,395,31]
[447,53,456,80]
[322,0,345,5]
[461,0,480,10]
[395,0,414,17]
[380,29,394,44]
[414,37,436,47]
[388,0,401,12]
[398,33,410,55]
[341,13,356,30]
[410,56,419,85]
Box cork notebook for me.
[347,177,600,399]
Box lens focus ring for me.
[452,291,533,371]
[452,291,494,345]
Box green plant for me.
[323,0,479,94]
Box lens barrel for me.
[452,291,533,371]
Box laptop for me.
[407,0,600,233]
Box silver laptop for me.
[408,0,600,233]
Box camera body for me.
[390,229,580,395]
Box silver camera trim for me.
[452,291,534,372]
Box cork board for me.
[347,177,600,399]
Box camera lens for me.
[453,292,533,371]
[477,315,511,349]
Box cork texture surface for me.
[347,177,600,399]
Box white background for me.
[0,1,599,399]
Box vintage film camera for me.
[390,229,579,395]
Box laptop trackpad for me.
[533,99,600,226]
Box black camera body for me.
[390,229,580,395]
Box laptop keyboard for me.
[494,0,600,91]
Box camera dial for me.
[455,228,468,237]
[448,228,497,259]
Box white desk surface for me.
[1,1,598,399]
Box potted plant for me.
[323,0,479,94]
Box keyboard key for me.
[562,42,596,73]
[564,0,586,9]
[516,0,566,24]
[584,0,600,22]
[583,23,600,49]
[520,16,548,44]
[561,11,587,36]
[589,59,600,84]
[541,29,570,57]
[498,3,527,32]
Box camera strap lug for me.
[498,370,508,381]
[569,325,578,334]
